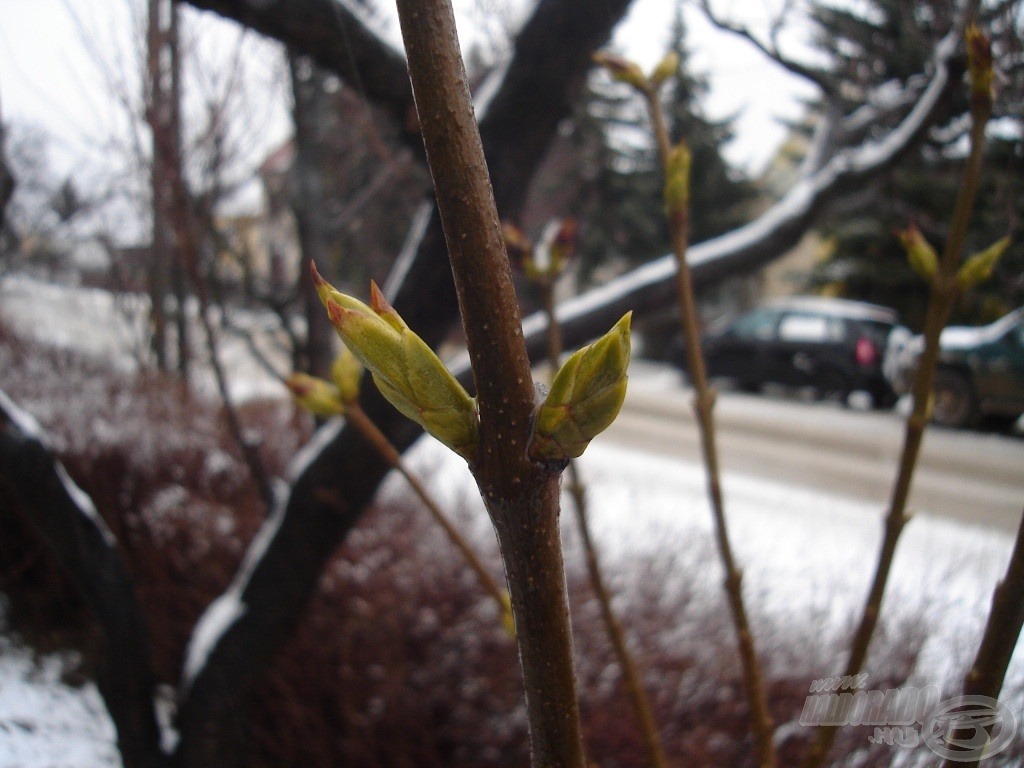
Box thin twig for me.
[343,403,509,619]
[939,507,1024,768]
[538,275,669,768]
[643,81,777,768]
[801,24,994,768]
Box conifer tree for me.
[577,7,757,279]
[805,0,1022,327]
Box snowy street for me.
[613,361,1024,533]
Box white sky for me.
[0,0,817,215]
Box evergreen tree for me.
[574,7,757,279]
[805,0,1022,328]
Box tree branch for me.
[0,390,165,768]
[173,3,635,762]
[695,0,837,95]
[524,27,961,360]
[178,0,415,136]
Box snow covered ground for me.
[1,276,1020,764]
[0,634,119,767]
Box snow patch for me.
[0,632,120,767]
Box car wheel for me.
[931,369,979,429]
[979,413,1021,434]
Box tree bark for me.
[288,53,338,380]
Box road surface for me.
[606,362,1024,534]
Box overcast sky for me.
[0,0,816,210]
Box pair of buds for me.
[898,223,1009,292]
[297,265,631,466]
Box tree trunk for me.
[288,53,336,380]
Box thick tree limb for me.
[0,390,165,768]
[180,0,415,136]
[526,28,960,360]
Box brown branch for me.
[343,404,509,618]
[939,507,1024,768]
[640,78,776,768]
[539,278,669,768]
[172,1,634,762]
[801,24,993,768]
[395,1,586,765]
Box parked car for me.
[888,307,1024,430]
[670,296,906,407]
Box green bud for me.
[650,51,680,89]
[957,236,1011,291]
[966,24,994,105]
[898,223,938,283]
[286,373,345,417]
[664,142,691,222]
[315,268,480,460]
[331,347,363,405]
[530,312,632,462]
[593,51,647,91]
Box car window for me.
[731,309,779,340]
[858,320,895,345]
[778,313,838,342]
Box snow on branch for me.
[0,389,116,549]
[515,28,960,357]
[0,388,165,768]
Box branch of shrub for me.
[801,23,1011,768]
[506,219,669,768]
[595,50,778,768]
[286,345,513,635]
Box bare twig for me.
[939,507,1024,768]
[801,22,996,768]
[695,0,835,95]
[538,277,669,768]
[395,1,586,765]
[342,403,510,622]
[643,82,778,768]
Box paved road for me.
[606,363,1024,534]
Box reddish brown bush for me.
[1,318,1020,768]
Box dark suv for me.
[672,297,904,407]
[889,307,1024,430]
